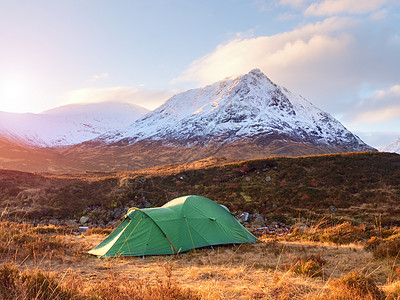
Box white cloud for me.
[174,17,354,83]
[64,87,176,110]
[280,0,313,9]
[173,16,400,116]
[369,9,388,21]
[304,0,390,16]
[88,72,109,82]
[349,85,400,123]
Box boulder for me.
[251,213,266,226]
[66,219,77,226]
[237,212,250,223]
[79,216,89,224]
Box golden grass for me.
[2,221,400,299]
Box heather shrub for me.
[285,254,326,277]
[0,263,20,299]
[366,234,400,259]
[0,263,78,300]
[289,222,370,245]
[84,227,113,235]
[328,270,384,299]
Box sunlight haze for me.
[0,0,399,148]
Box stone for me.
[237,212,250,223]
[330,205,338,212]
[66,219,77,226]
[251,213,265,226]
[266,176,271,182]
[79,216,89,224]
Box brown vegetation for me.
[1,152,399,228]
[1,219,400,299]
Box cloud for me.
[174,17,354,83]
[342,84,400,147]
[280,0,313,9]
[304,0,391,16]
[173,15,400,116]
[348,85,400,123]
[64,87,176,110]
[88,72,109,82]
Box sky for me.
[0,0,399,148]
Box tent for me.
[88,195,257,257]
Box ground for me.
[2,221,400,299]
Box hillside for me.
[1,152,399,226]
[0,102,149,147]
[0,70,377,173]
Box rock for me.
[237,212,250,223]
[66,219,77,226]
[79,216,89,224]
[330,205,337,212]
[251,213,266,226]
[266,176,271,182]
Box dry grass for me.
[2,220,400,299]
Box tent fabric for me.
[88,195,257,257]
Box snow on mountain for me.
[0,102,149,147]
[381,137,400,154]
[101,69,373,152]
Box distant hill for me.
[381,136,400,154]
[0,101,149,147]
[1,152,399,226]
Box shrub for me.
[0,264,77,300]
[285,254,326,277]
[364,236,383,252]
[328,270,384,299]
[370,234,400,259]
[319,222,369,244]
[0,263,20,299]
[84,227,113,235]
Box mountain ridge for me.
[381,136,400,154]
[98,69,374,153]
[0,101,149,147]
[0,69,376,172]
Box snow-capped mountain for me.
[100,69,374,153]
[0,102,149,147]
[381,137,400,154]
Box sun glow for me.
[0,78,35,113]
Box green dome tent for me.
[88,195,257,257]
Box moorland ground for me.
[2,219,400,299]
[1,151,400,299]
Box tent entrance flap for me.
[88,218,132,257]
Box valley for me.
[1,152,399,227]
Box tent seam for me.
[116,216,142,255]
[134,208,179,254]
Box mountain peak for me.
[235,68,275,90]
[100,69,374,154]
[246,68,268,79]
[381,136,400,153]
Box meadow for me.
[1,151,400,299]
[2,218,400,299]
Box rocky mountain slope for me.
[0,70,376,172]
[0,101,149,147]
[100,69,374,153]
